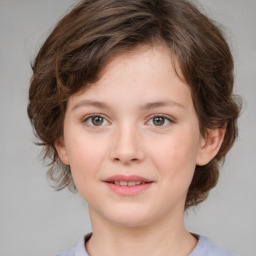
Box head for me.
[28,0,240,209]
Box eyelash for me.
[147,114,174,127]
[82,114,174,128]
[82,114,109,127]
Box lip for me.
[104,175,152,183]
[103,175,153,196]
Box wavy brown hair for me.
[28,0,241,209]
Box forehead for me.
[67,44,193,112]
[99,43,183,82]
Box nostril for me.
[112,157,139,163]
[110,146,145,163]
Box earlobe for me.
[196,126,226,166]
[54,137,70,165]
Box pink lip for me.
[104,175,152,183]
[103,175,153,196]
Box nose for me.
[109,124,145,164]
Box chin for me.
[111,216,153,228]
[104,208,159,228]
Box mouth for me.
[103,175,153,196]
[106,180,149,186]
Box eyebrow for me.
[139,100,185,110]
[72,99,185,111]
[72,100,109,110]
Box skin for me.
[55,44,225,256]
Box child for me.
[28,0,240,255]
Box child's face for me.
[56,44,208,227]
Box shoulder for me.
[56,248,74,256]
[190,235,239,256]
[55,234,91,256]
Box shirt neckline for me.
[80,233,204,256]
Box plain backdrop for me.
[0,0,255,255]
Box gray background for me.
[0,0,255,255]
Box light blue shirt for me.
[56,233,239,256]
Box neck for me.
[86,208,197,256]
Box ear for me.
[54,136,70,165]
[196,126,226,166]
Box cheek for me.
[147,131,200,180]
[65,134,107,179]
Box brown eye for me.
[84,115,108,127]
[91,116,104,126]
[152,116,165,126]
[148,115,173,127]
